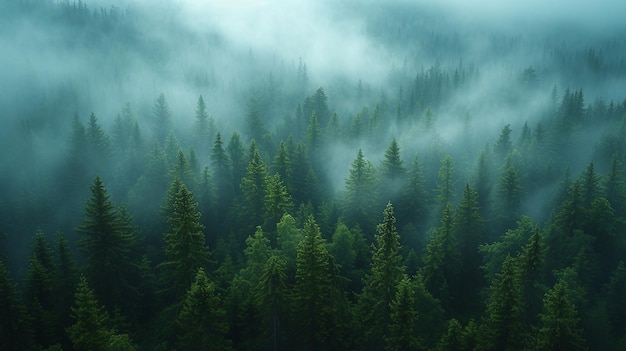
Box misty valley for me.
[2,0,626,350]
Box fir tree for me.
[387,275,421,351]
[177,268,231,351]
[66,276,113,351]
[343,148,378,230]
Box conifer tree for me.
[76,176,139,313]
[228,132,247,190]
[264,173,293,239]
[177,267,231,351]
[455,183,486,317]
[25,230,57,348]
[400,154,429,238]
[479,255,525,351]
[161,182,210,303]
[275,213,302,277]
[211,131,233,230]
[291,216,336,350]
[54,231,78,347]
[272,141,293,193]
[606,261,626,338]
[387,275,421,351]
[343,148,378,230]
[535,279,587,351]
[436,155,456,207]
[238,147,269,236]
[422,203,459,311]
[0,259,34,351]
[193,95,215,151]
[357,203,405,349]
[255,255,288,351]
[66,275,113,351]
[515,227,546,327]
[153,93,172,143]
[497,157,522,230]
[380,138,406,207]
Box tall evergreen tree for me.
[177,267,231,351]
[436,155,456,208]
[25,230,57,348]
[535,278,587,351]
[264,173,293,239]
[160,183,210,304]
[211,131,233,230]
[343,148,378,231]
[0,259,34,351]
[76,176,139,313]
[153,93,172,143]
[255,255,288,351]
[66,275,113,351]
[497,157,523,230]
[290,216,337,350]
[380,138,406,207]
[387,275,421,351]
[455,183,486,318]
[422,203,459,311]
[357,203,405,349]
[193,95,215,151]
[238,147,269,237]
[479,255,525,351]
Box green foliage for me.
[160,182,210,303]
[67,275,113,351]
[255,255,288,350]
[343,149,378,230]
[387,275,421,351]
[76,176,140,314]
[177,268,231,351]
[263,173,293,237]
[535,278,587,351]
[357,203,405,349]
[436,155,456,207]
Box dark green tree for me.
[380,138,406,207]
[228,132,248,191]
[479,255,525,351]
[342,149,378,230]
[290,216,337,350]
[357,203,405,349]
[66,275,113,351]
[497,157,523,230]
[422,203,459,311]
[177,267,231,351]
[387,275,421,351]
[0,259,34,351]
[76,176,139,313]
[535,278,587,351]
[238,147,269,236]
[436,155,456,208]
[255,255,288,351]
[25,230,57,348]
[211,131,233,230]
[264,173,293,239]
[160,182,210,303]
[455,183,486,317]
[606,261,626,339]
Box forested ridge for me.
[2,1,626,350]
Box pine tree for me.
[497,157,522,230]
[76,176,138,313]
[357,203,405,349]
[211,131,233,231]
[272,141,293,193]
[25,230,57,348]
[291,216,335,350]
[606,261,626,338]
[177,268,231,351]
[387,275,421,351]
[479,255,525,351]
[255,255,288,351]
[422,203,459,311]
[343,149,378,230]
[238,147,269,236]
[380,138,406,207]
[400,154,429,238]
[535,279,587,351]
[66,275,113,351]
[455,183,486,317]
[160,183,210,303]
[436,155,456,207]
[54,231,78,348]
[0,259,34,351]
[275,213,302,277]
[264,173,293,239]
[153,93,172,143]
[515,227,546,327]
[193,95,215,151]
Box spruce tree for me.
[343,148,378,230]
[160,182,210,303]
[255,255,288,351]
[290,216,335,350]
[387,275,420,351]
[66,276,113,351]
[76,176,138,313]
[357,203,405,349]
[177,268,231,351]
[238,147,269,237]
[535,279,587,351]
[0,259,34,351]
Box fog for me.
[1,0,626,267]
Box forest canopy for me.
[1,0,626,350]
